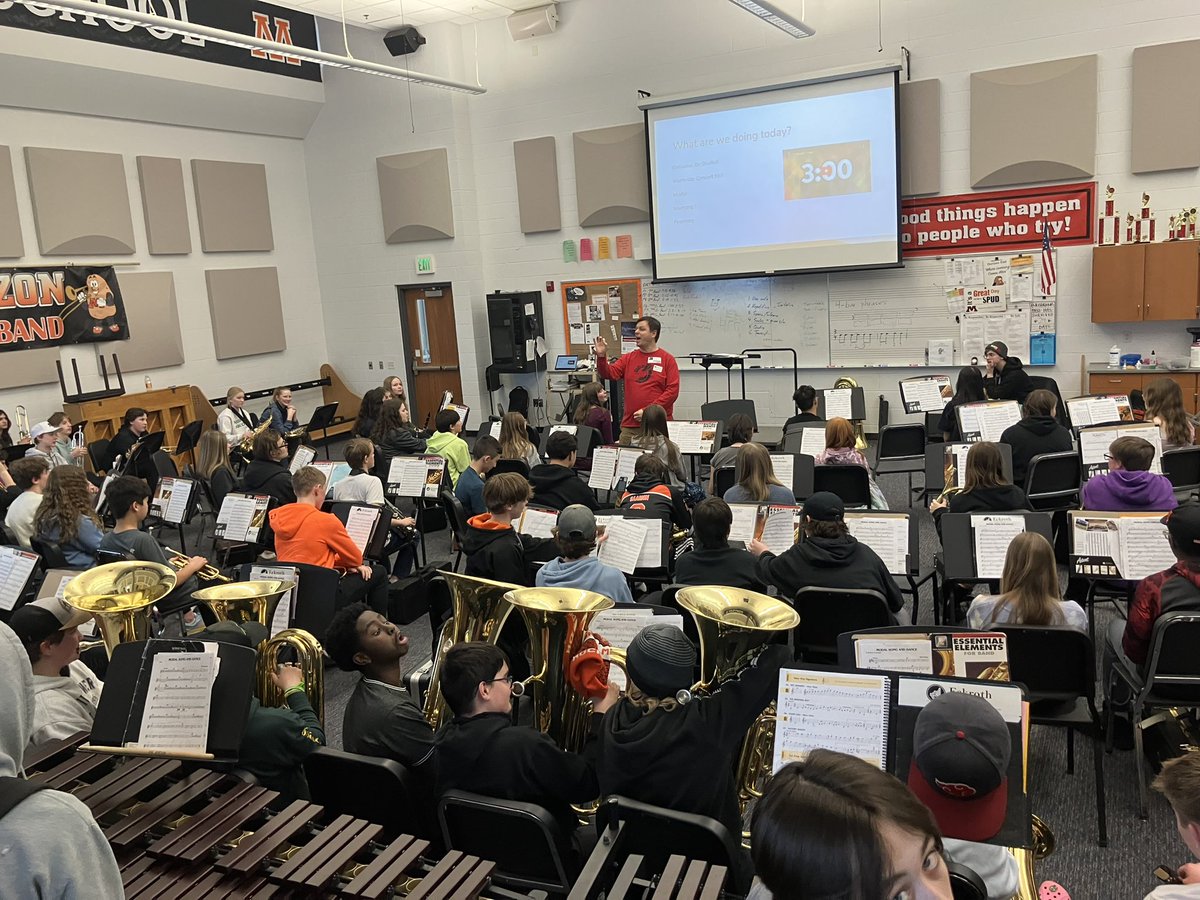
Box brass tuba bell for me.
[191,579,296,629]
[832,376,868,450]
[256,627,326,727]
[63,562,177,658]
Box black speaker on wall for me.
[487,291,546,374]
[384,25,426,56]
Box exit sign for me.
[415,255,436,275]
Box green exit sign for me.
[415,255,436,275]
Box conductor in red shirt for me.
[593,316,681,445]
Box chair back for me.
[713,466,737,498]
[1025,450,1081,510]
[440,490,470,543]
[701,399,757,430]
[1027,375,1067,425]
[946,860,988,900]
[491,458,530,478]
[575,424,598,459]
[877,424,925,461]
[30,536,72,570]
[438,790,575,894]
[1142,612,1200,703]
[88,438,111,473]
[924,410,945,442]
[303,747,431,838]
[1162,447,1200,499]
[595,795,740,883]
[793,587,892,662]
[878,395,889,431]
[273,560,343,644]
[994,625,1093,705]
[812,464,871,507]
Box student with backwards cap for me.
[535,505,632,603]
[597,622,792,892]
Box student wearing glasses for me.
[241,429,298,509]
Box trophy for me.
[1125,212,1136,244]
[1136,193,1156,243]
[1098,185,1120,245]
[1190,208,1197,240]
[1169,215,1179,241]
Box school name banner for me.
[0,0,321,82]
[901,181,1097,257]
[0,266,130,350]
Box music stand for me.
[845,510,936,624]
[173,420,203,471]
[305,403,340,460]
[922,443,1014,505]
[816,386,866,421]
[2,444,32,464]
[936,511,1053,623]
[125,431,166,493]
[324,500,391,561]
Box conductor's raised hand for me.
[593,335,608,357]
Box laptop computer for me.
[554,354,579,372]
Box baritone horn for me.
[63,561,177,657]
[256,627,325,727]
[191,579,295,630]
[423,571,521,731]
[832,376,868,450]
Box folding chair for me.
[873,423,926,497]
[813,465,870,508]
[304,746,432,839]
[1025,450,1081,511]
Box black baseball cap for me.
[802,492,844,522]
[9,596,93,648]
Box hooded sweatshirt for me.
[30,659,103,747]
[983,356,1034,403]
[940,484,1032,517]
[536,554,632,603]
[619,474,691,529]
[999,416,1073,486]
[1081,469,1178,512]
[463,513,553,585]
[242,458,297,508]
[435,711,599,833]
[269,502,363,570]
[754,533,904,613]
[529,463,599,511]
[426,430,470,487]
[0,622,124,899]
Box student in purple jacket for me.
[1081,435,1177,511]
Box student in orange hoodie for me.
[269,466,389,614]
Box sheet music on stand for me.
[770,454,794,491]
[845,512,909,576]
[823,388,854,420]
[942,444,972,491]
[667,420,719,455]
[773,669,890,771]
[151,476,193,525]
[215,493,271,543]
[386,456,446,499]
[956,401,1021,443]
[899,376,952,413]
[970,514,1025,578]
[853,632,1008,679]
[799,428,826,458]
[588,446,649,491]
[488,421,502,440]
[132,650,217,753]
[289,445,317,474]
[310,460,352,488]
[549,424,577,436]
[343,505,382,556]
[591,607,685,691]
[250,564,299,637]
[594,515,654,574]
[0,547,38,611]
[1069,511,1176,580]
[1079,423,1163,479]
[1066,395,1130,428]
[518,506,559,539]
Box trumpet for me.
[162,545,231,583]
[14,405,29,443]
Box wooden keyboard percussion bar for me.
[24,735,496,899]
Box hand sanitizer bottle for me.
[1150,349,1158,369]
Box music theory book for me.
[899,375,952,413]
[956,400,1021,443]
[1078,422,1163,479]
[588,446,650,491]
[853,632,1008,680]
[1065,394,1132,428]
[667,420,720,455]
[215,493,272,544]
[386,455,446,498]
[151,476,194,525]
[1069,511,1176,580]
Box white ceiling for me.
[282,0,577,32]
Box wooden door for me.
[399,285,464,431]
[1145,241,1200,321]
[1091,244,1145,322]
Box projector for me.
[507,3,557,40]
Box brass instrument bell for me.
[256,627,326,727]
[675,586,799,691]
[191,579,295,630]
[63,561,177,658]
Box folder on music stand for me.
[2,444,32,464]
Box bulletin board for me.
[561,278,644,359]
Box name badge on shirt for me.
[648,356,661,363]
[653,365,663,373]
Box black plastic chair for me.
[491,458,531,478]
[1028,375,1068,426]
[440,490,470,572]
[439,790,576,894]
[947,860,988,900]
[924,410,945,443]
[88,438,111,473]
[701,399,757,430]
[791,587,892,663]
[873,423,926,496]
[1106,611,1200,818]
[813,464,871,508]
[1162,446,1200,502]
[275,560,343,645]
[713,466,736,498]
[30,536,73,570]
[1025,450,1081,511]
[303,747,433,839]
[997,625,1107,846]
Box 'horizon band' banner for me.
[0,266,130,350]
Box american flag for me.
[1040,224,1056,296]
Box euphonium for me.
[1012,814,1056,900]
[832,377,868,450]
[256,627,325,727]
[423,571,521,731]
[191,579,295,629]
[506,587,616,754]
[63,561,177,658]
[162,545,231,583]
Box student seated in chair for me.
[435,642,618,837]
[329,439,418,580]
[966,532,1087,632]
[269,466,389,614]
[324,602,435,774]
[675,498,765,591]
[426,408,471,488]
[1148,750,1200,897]
[32,467,103,568]
[748,492,905,619]
[530,430,599,511]
[5,456,48,549]
[783,384,823,429]
[999,388,1072,487]
[929,441,1030,522]
[535,505,631,603]
[455,435,500,519]
[462,473,554,586]
[1081,435,1176,512]
[619,455,692,531]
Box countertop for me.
[1086,364,1200,374]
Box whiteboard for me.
[827,260,950,366]
[641,276,831,366]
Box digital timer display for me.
[783,140,873,201]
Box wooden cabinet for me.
[1091,241,1200,322]
[1088,371,1199,415]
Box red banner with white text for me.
[900,181,1096,257]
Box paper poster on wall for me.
[580,238,594,261]
[621,321,637,355]
[616,234,633,258]
[570,323,585,344]
[1031,333,1056,365]
[587,305,603,322]
[1030,300,1056,333]
[984,258,1011,298]
[563,240,577,262]
[961,317,985,365]
[946,286,967,315]
[1010,273,1033,303]
[598,236,612,259]
[567,303,583,325]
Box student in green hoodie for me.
[426,408,471,487]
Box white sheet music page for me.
[727,503,760,544]
[251,565,298,637]
[979,402,1020,442]
[519,507,558,539]
[824,388,853,420]
[845,514,908,575]
[590,609,685,691]
[549,424,577,436]
[1072,516,1118,559]
[589,446,619,490]
[614,448,648,485]
[134,652,216,752]
[344,506,380,555]
[761,506,799,556]
[799,428,826,458]
[854,636,934,675]
[770,454,795,491]
[217,494,257,542]
[956,404,984,442]
[0,548,37,611]
[971,514,1025,578]
[667,420,703,454]
[156,478,193,525]
[596,517,650,575]
[773,669,889,771]
[1116,516,1176,580]
[903,379,948,413]
[1080,396,1121,426]
[289,445,316,474]
[387,457,429,497]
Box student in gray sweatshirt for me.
[535,505,633,603]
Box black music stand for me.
[2,444,32,464]
[305,403,340,460]
[324,500,391,561]
[125,431,166,493]
[173,420,203,471]
[922,443,1014,505]
[687,353,748,403]
[936,511,1053,623]
[151,475,201,554]
[816,386,867,421]
[847,511,937,625]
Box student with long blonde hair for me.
[499,411,540,471]
[930,441,1030,520]
[33,467,103,567]
[723,443,793,504]
[816,417,888,509]
[1145,376,1196,451]
[196,429,240,509]
[967,532,1087,631]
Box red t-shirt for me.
[596,348,680,428]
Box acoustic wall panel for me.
[137,157,192,255]
[376,149,454,243]
[116,271,185,372]
[899,79,941,197]
[573,123,649,227]
[24,147,136,255]
[514,137,561,234]
[205,267,286,360]
[192,160,274,252]
[0,346,60,389]
[1132,41,1200,174]
[0,147,23,258]
[970,55,1098,188]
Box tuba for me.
[1012,814,1056,900]
[674,586,799,818]
[256,627,325,727]
[423,571,521,731]
[191,579,295,628]
[63,562,177,657]
[832,376,868,450]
